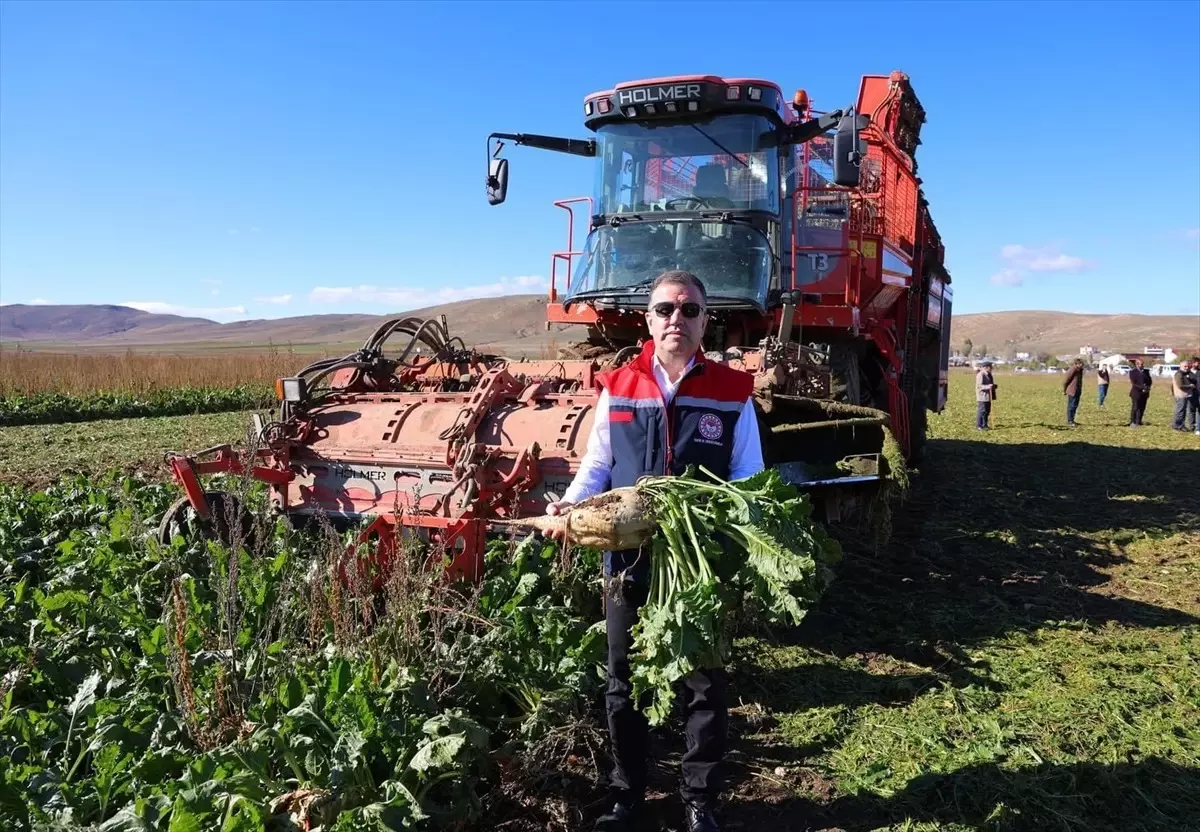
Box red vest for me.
[595,340,754,490]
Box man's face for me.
[646,281,707,359]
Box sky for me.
[1,0,1198,323]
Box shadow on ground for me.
[782,440,1199,685]
[715,757,1200,832]
[480,439,1200,831]
[488,755,1200,832]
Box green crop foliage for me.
[0,387,276,427]
[0,474,605,830]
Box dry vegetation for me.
[0,347,318,396]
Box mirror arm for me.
[778,109,871,146]
[783,110,844,145]
[489,132,597,158]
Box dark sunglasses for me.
[650,301,704,319]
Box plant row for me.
[0,474,607,830]
[0,386,275,426]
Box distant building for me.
[1015,351,1031,361]
[1079,344,1099,356]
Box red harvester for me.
[163,71,952,582]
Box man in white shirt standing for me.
[547,270,764,832]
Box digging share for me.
[498,467,842,725]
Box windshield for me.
[564,220,773,310]
[593,114,781,217]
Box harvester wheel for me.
[828,343,864,405]
[157,491,258,551]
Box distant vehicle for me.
[1151,363,1181,378]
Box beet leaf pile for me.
[622,468,842,724]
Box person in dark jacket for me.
[1190,358,1200,434]
[547,270,763,832]
[1063,358,1084,426]
[1128,359,1152,426]
[1096,365,1110,407]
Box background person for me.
[1128,359,1152,426]
[1096,365,1110,407]
[1189,358,1200,434]
[1173,358,1197,431]
[975,361,996,430]
[1063,358,1084,426]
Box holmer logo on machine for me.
[615,84,703,107]
[301,463,393,482]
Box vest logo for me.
[698,413,724,441]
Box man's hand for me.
[546,500,573,516]
[544,500,574,543]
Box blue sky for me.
[1,0,1198,322]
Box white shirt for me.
[560,356,765,504]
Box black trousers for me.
[1130,393,1148,425]
[604,577,727,806]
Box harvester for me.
[162,71,952,583]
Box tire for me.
[158,491,258,551]
[908,386,928,464]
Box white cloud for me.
[211,289,220,296]
[121,301,248,321]
[255,294,293,305]
[28,298,51,305]
[308,276,548,308]
[989,244,1092,287]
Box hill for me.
[0,304,222,343]
[949,311,1199,357]
[1,297,570,355]
[2,301,1196,357]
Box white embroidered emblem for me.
[698,413,724,441]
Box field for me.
[0,349,305,429]
[1,370,1197,831]
[0,348,315,396]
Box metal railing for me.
[549,197,593,300]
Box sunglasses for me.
[650,301,705,319]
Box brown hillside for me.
[1,296,575,355]
[4,300,1196,358]
[951,311,1199,356]
[0,304,221,342]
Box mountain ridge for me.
[2,299,1196,356]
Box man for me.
[1096,365,1110,407]
[1063,358,1084,426]
[1173,358,1197,431]
[975,361,996,430]
[1128,359,1152,426]
[546,270,763,832]
[1190,358,1200,434]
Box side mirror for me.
[833,111,868,188]
[487,157,509,205]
